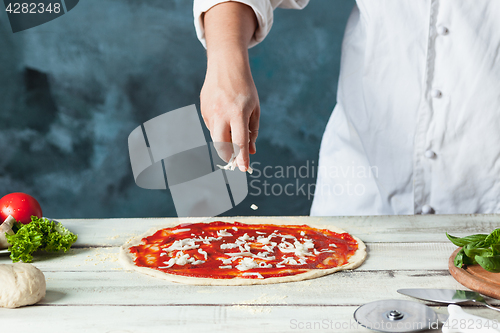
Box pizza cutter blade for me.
[354,299,442,332]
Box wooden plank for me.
[0,242,459,272]
[1,215,499,333]
[35,269,493,306]
[53,215,500,247]
[1,304,498,333]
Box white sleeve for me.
[193,0,309,49]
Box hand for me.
[200,2,259,172]
[200,54,260,171]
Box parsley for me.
[5,216,77,263]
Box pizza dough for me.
[119,220,366,285]
[0,215,15,249]
[0,262,46,308]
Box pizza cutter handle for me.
[442,305,500,333]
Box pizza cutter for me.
[354,300,499,333]
[353,299,444,332]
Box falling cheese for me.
[216,153,254,174]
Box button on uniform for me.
[193,0,500,216]
[425,150,436,159]
[431,89,442,98]
[437,26,449,35]
[421,205,434,214]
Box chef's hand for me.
[200,2,260,172]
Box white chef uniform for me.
[193,0,500,215]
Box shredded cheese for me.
[238,233,254,241]
[160,251,205,268]
[198,248,208,260]
[155,223,334,275]
[276,257,306,266]
[217,229,233,237]
[225,252,254,257]
[277,239,315,257]
[236,257,259,271]
[258,262,272,268]
[242,272,264,279]
[172,228,191,233]
[216,153,254,174]
[220,243,239,250]
[164,239,200,251]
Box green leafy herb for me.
[453,248,475,268]
[475,255,500,273]
[484,229,500,245]
[447,228,500,273]
[5,216,78,263]
[463,241,491,258]
[446,233,487,247]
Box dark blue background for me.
[0,0,355,218]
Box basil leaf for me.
[490,244,500,255]
[475,255,500,273]
[446,233,488,247]
[463,241,492,258]
[484,228,500,246]
[454,248,475,268]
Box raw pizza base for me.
[119,220,367,285]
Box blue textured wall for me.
[0,0,355,218]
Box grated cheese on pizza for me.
[127,221,360,280]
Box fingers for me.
[230,117,250,172]
[211,121,233,162]
[249,105,260,155]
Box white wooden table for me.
[1,215,499,332]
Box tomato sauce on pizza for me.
[128,221,359,279]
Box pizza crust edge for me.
[119,221,367,286]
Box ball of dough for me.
[0,263,46,308]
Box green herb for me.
[5,216,78,263]
[446,233,487,247]
[475,255,500,273]
[447,229,500,273]
[453,248,476,268]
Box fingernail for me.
[239,165,246,172]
